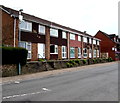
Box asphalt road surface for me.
[2,62,118,101]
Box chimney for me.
[84,31,86,34]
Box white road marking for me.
[14,81,20,84]
[3,88,51,100]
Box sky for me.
[0,0,119,36]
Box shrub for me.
[39,59,45,62]
[66,62,73,67]
[74,59,81,65]
[2,46,28,65]
[83,59,87,64]
[107,57,113,62]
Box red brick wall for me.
[70,35,82,47]
[31,43,38,61]
[95,31,116,60]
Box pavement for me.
[2,61,118,101]
[1,61,118,84]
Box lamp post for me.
[18,9,23,75]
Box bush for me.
[83,59,87,64]
[2,46,28,65]
[39,59,45,62]
[66,62,73,67]
[74,59,81,65]
[107,57,113,62]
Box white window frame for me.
[89,48,92,58]
[93,49,97,58]
[83,48,87,58]
[70,33,75,40]
[38,25,45,34]
[20,21,32,32]
[78,47,81,58]
[62,31,67,39]
[89,38,92,44]
[19,41,32,59]
[97,50,99,57]
[50,28,58,37]
[70,47,75,58]
[38,43,45,58]
[93,40,96,45]
[83,37,87,43]
[62,46,67,58]
[78,36,81,41]
[97,41,100,45]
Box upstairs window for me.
[50,45,58,54]
[78,36,81,41]
[93,40,96,45]
[62,31,67,39]
[83,37,87,43]
[50,28,58,37]
[39,25,45,34]
[89,38,92,44]
[70,33,75,40]
[20,21,32,32]
[97,41,100,45]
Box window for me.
[70,33,75,40]
[93,40,96,45]
[97,41,100,45]
[62,31,67,39]
[39,25,45,34]
[19,41,32,59]
[93,49,97,58]
[20,21,32,31]
[50,28,58,37]
[83,48,87,58]
[83,37,87,43]
[89,38,92,44]
[97,50,99,57]
[62,46,67,58]
[78,47,81,58]
[38,43,45,58]
[50,45,58,54]
[78,36,81,41]
[89,48,92,58]
[70,47,75,58]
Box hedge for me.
[1,46,28,65]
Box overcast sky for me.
[1,0,119,36]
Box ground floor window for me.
[62,46,67,58]
[83,48,87,58]
[97,50,99,57]
[78,47,81,58]
[38,43,45,58]
[89,48,92,58]
[50,44,58,54]
[19,41,32,59]
[93,49,97,58]
[70,47,75,58]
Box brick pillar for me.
[75,47,78,59]
[15,19,19,47]
[58,46,62,60]
[87,47,89,59]
[67,32,70,59]
[32,43,38,61]
[45,26,50,60]
[81,36,84,59]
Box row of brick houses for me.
[0,5,103,61]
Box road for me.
[2,62,118,101]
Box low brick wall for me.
[1,58,113,77]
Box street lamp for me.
[18,9,23,75]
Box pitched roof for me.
[1,5,101,41]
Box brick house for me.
[1,5,101,61]
[95,30,120,60]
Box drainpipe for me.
[13,18,16,47]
